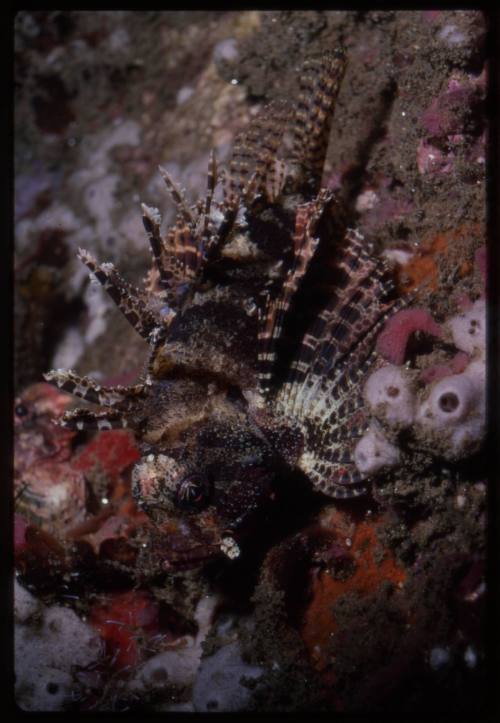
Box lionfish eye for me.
[175,473,212,511]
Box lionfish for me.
[45,49,404,569]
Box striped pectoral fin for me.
[299,424,369,500]
[78,248,159,341]
[257,193,328,397]
[57,407,129,431]
[327,482,368,499]
[301,446,367,497]
[287,230,401,398]
[291,370,374,499]
[315,417,376,500]
[317,289,409,388]
[257,293,276,396]
[279,317,381,425]
[281,229,379,403]
[44,369,145,407]
[326,232,398,351]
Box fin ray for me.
[44,369,145,408]
[78,248,160,342]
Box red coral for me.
[90,590,160,670]
[376,308,443,365]
[301,510,407,679]
[73,429,140,481]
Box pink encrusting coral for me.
[419,351,469,384]
[417,139,454,175]
[421,75,485,138]
[376,308,443,365]
[417,71,485,177]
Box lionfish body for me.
[46,49,402,568]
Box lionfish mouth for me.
[161,543,222,571]
[159,519,241,571]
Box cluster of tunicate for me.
[353,294,486,478]
[353,422,400,477]
[15,579,102,711]
[192,640,264,712]
[363,365,416,428]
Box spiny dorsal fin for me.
[141,203,173,298]
[158,165,195,225]
[146,154,227,303]
[198,150,218,248]
[286,49,347,196]
[78,248,163,343]
[228,99,291,207]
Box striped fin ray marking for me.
[44,369,145,408]
[273,227,416,499]
[278,297,409,497]
[77,248,160,341]
[158,165,195,225]
[288,49,347,194]
[58,408,130,431]
[257,190,331,396]
[228,99,291,208]
[156,217,205,301]
[280,229,399,418]
[141,203,173,297]
[294,361,373,497]
[174,216,204,280]
[198,150,218,250]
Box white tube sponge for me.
[353,423,401,479]
[417,374,477,428]
[364,364,415,428]
[416,360,485,459]
[447,299,486,357]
